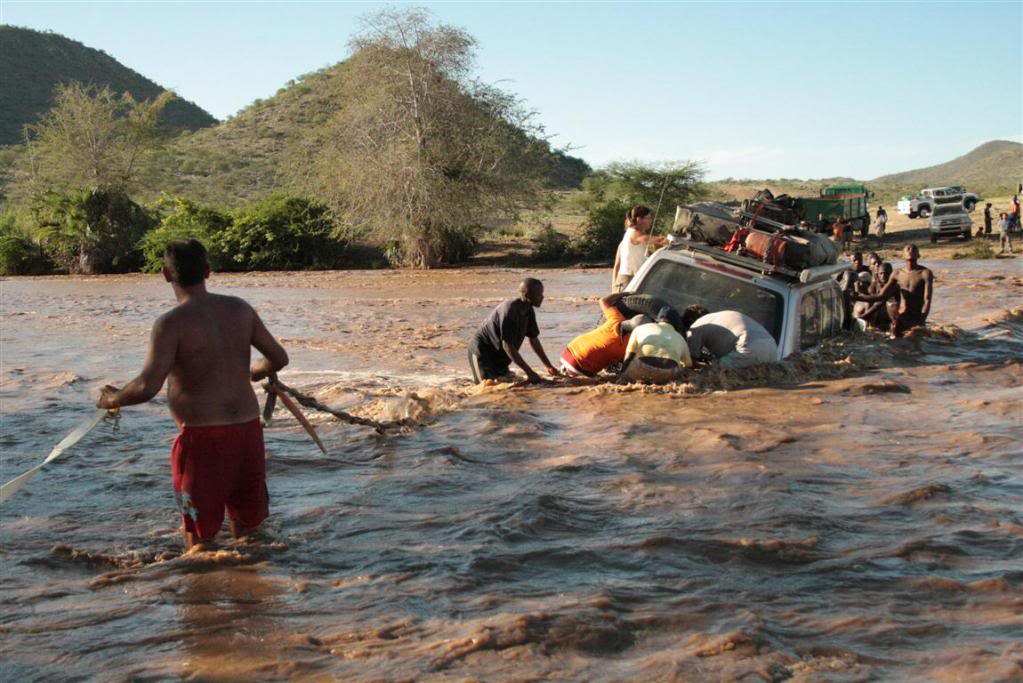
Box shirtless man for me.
[96,239,289,548]
[855,244,934,338]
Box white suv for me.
[627,240,849,360]
[927,203,973,242]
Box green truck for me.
[796,183,873,237]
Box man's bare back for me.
[163,293,268,426]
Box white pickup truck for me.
[897,186,980,218]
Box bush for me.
[575,199,630,261]
[530,223,571,262]
[385,224,482,267]
[952,240,996,260]
[141,197,231,272]
[0,211,51,275]
[217,194,347,271]
[34,189,154,273]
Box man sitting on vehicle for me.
[560,293,648,377]
[687,310,779,369]
[618,307,693,384]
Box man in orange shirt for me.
[560,293,649,377]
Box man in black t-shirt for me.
[468,278,559,384]
[983,203,993,237]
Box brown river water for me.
[1,261,1021,682]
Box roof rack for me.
[666,237,850,284]
[668,237,800,279]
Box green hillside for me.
[872,140,1022,194]
[0,25,216,144]
[166,60,590,205]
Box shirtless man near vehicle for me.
[96,239,289,548]
[855,244,933,338]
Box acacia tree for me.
[292,8,549,266]
[579,160,708,231]
[17,82,174,197]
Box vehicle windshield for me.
[636,259,785,341]
[933,205,964,216]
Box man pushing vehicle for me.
[96,239,290,549]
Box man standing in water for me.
[96,240,289,548]
[468,278,559,384]
[855,243,934,337]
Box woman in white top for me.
[611,205,667,293]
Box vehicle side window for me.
[819,288,834,338]
[800,291,820,349]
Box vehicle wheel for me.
[963,230,972,240]
[909,211,918,219]
[919,206,931,218]
[964,199,976,212]
[930,233,938,243]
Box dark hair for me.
[624,205,652,229]
[680,304,710,334]
[164,239,209,287]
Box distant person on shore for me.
[96,239,289,549]
[874,206,888,243]
[612,205,667,293]
[687,309,779,368]
[999,213,1014,254]
[618,306,694,384]
[1010,195,1021,232]
[559,293,651,377]
[983,202,993,238]
[855,244,933,338]
[816,212,829,235]
[468,278,559,384]
[832,218,852,251]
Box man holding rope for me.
[96,239,289,549]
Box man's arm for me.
[250,309,289,382]
[920,270,934,319]
[528,336,559,377]
[97,316,177,409]
[503,341,541,383]
[855,276,898,304]
[599,292,626,312]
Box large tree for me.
[291,8,549,266]
[14,82,173,199]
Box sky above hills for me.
[2,0,1021,180]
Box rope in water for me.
[265,377,418,434]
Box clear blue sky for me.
[2,0,1021,180]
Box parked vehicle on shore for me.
[897,186,980,218]
[927,198,973,243]
[628,237,848,360]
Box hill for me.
[166,60,590,205]
[0,25,216,144]
[872,140,1022,194]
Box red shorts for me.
[171,419,268,539]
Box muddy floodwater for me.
[1,261,1021,681]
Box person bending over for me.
[560,292,649,377]
[687,309,779,369]
[854,244,933,337]
[468,278,559,384]
[97,239,289,549]
[618,306,693,384]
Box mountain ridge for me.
[0,25,217,144]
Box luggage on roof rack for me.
[672,202,742,246]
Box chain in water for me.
[104,409,121,434]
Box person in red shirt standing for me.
[560,293,648,376]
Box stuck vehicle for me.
[626,237,849,360]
